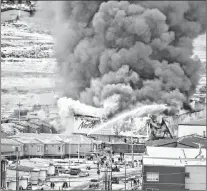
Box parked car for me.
[79,171,89,177]
[70,168,81,175]
[89,179,99,188]
[55,166,68,174]
[111,177,119,184]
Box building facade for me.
[185,164,206,190]
[143,165,185,191]
[143,158,186,191]
[1,138,24,157]
[15,138,44,157]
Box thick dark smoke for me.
[38,1,206,116]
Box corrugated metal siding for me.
[185,166,206,190]
[143,165,185,191]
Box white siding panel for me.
[185,166,206,190]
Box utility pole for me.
[78,140,80,161]
[131,135,134,168]
[15,147,19,190]
[110,145,112,191]
[125,160,127,191]
[68,141,70,187]
[17,102,22,123]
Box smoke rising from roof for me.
[38,1,206,116]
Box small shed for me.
[1,138,24,157]
[15,138,44,157]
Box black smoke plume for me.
[37,1,206,116]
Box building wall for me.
[112,144,129,153]
[178,125,206,137]
[65,144,92,156]
[23,144,44,156]
[143,165,185,191]
[185,165,206,190]
[44,144,65,156]
[93,135,121,142]
[1,144,24,157]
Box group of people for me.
[49,181,69,189]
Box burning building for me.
[38,1,206,117]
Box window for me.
[185,172,190,178]
[24,146,28,152]
[37,146,40,152]
[45,146,48,151]
[146,172,159,182]
[58,146,61,152]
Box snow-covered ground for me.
[1,17,60,115]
